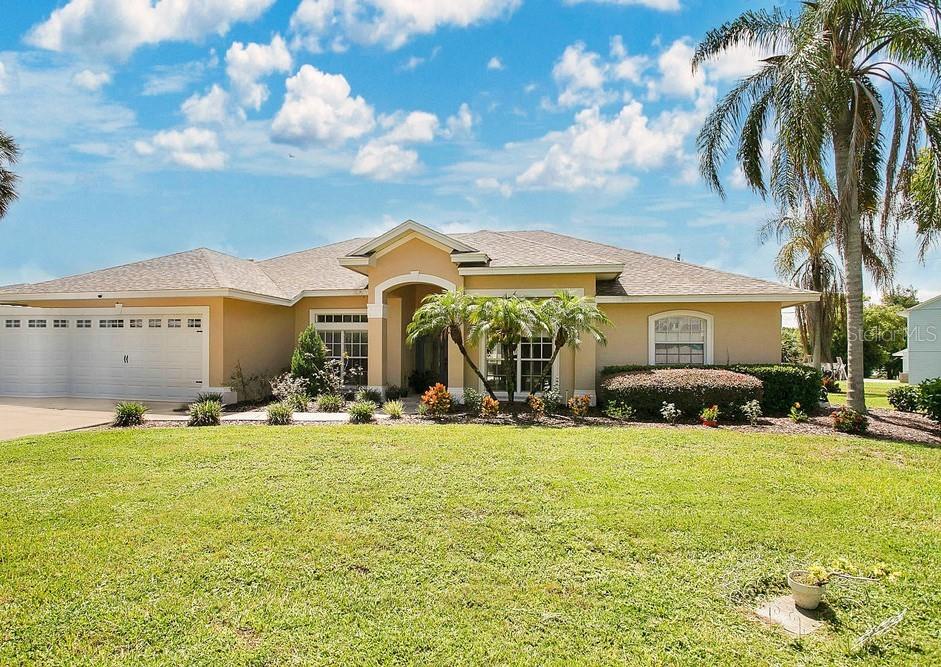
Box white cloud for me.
[608,36,648,84]
[703,42,772,82]
[647,38,710,100]
[142,52,218,96]
[290,0,521,51]
[271,64,376,146]
[225,34,292,110]
[552,42,611,108]
[71,69,111,91]
[136,127,227,170]
[564,0,681,9]
[181,84,241,125]
[399,55,425,71]
[27,0,276,59]
[487,56,504,71]
[380,111,439,143]
[352,142,419,180]
[443,103,475,139]
[475,177,512,197]
[0,62,7,94]
[517,102,687,190]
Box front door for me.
[413,333,448,389]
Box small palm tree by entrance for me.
[472,295,540,405]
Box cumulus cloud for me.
[646,38,710,100]
[475,177,512,197]
[271,64,375,146]
[27,0,276,59]
[71,69,111,91]
[181,84,241,125]
[352,110,439,180]
[443,103,475,139]
[290,0,521,51]
[552,42,610,108]
[0,62,7,94]
[487,56,505,71]
[135,127,227,170]
[225,34,292,110]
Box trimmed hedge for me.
[600,368,763,420]
[601,364,821,416]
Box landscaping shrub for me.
[291,325,328,396]
[600,363,819,416]
[918,377,941,423]
[887,384,921,412]
[481,395,500,417]
[355,387,383,406]
[188,399,221,427]
[833,406,868,434]
[316,394,344,413]
[568,395,591,417]
[348,400,376,424]
[603,400,635,421]
[385,385,406,400]
[266,402,293,425]
[421,383,452,417]
[821,372,841,394]
[196,392,224,404]
[660,401,681,424]
[700,404,720,425]
[113,401,148,427]
[408,369,438,395]
[541,381,563,415]
[789,402,809,423]
[383,400,404,419]
[527,394,545,420]
[600,368,762,419]
[741,400,762,426]
[462,387,484,416]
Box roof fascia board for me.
[596,294,820,304]
[451,251,491,265]
[347,219,477,256]
[0,288,292,306]
[459,264,624,277]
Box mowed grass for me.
[828,379,901,409]
[1,426,940,666]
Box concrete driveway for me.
[0,398,185,441]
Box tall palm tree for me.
[0,129,19,219]
[529,291,611,396]
[694,1,941,412]
[759,193,895,366]
[406,290,496,398]
[471,295,539,405]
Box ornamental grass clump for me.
[347,400,376,424]
[383,400,404,419]
[113,402,148,427]
[188,399,221,427]
[266,402,293,426]
[316,394,344,413]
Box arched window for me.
[648,311,714,365]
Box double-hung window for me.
[313,312,368,385]
[650,313,711,365]
[485,336,555,396]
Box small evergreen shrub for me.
[113,401,148,427]
[355,387,383,405]
[918,377,941,423]
[266,402,293,425]
[541,381,563,415]
[481,395,500,417]
[291,325,329,396]
[568,395,591,417]
[741,399,762,426]
[348,400,376,424]
[385,385,406,400]
[833,406,869,434]
[188,399,221,427]
[316,394,344,413]
[887,385,921,412]
[660,401,681,424]
[383,400,404,419]
[527,394,545,420]
[603,400,635,421]
[421,383,452,417]
[462,387,484,416]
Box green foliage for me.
[113,402,148,427]
[291,325,328,396]
[408,369,438,395]
[316,394,344,413]
[347,400,376,424]
[600,368,762,419]
[541,381,563,415]
[821,373,841,394]
[918,378,941,423]
[832,407,868,434]
[780,327,804,364]
[882,285,919,309]
[196,392,224,403]
[0,128,20,220]
[603,400,636,421]
[789,403,809,424]
[741,400,762,426]
[700,405,720,423]
[270,373,310,411]
[660,402,681,425]
[472,295,540,404]
[355,387,383,406]
[462,387,484,416]
[188,399,221,427]
[832,302,908,377]
[385,385,406,400]
[887,385,921,412]
[382,400,404,419]
[266,402,294,426]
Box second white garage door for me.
[0,307,209,401]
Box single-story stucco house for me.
[897,294,941,384]
[0,220,818,403]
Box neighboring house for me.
[0,220,818,403]
[898,294,941,384]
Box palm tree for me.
[471,295,539,405]
[759,193,894,366]
[694,1,941,412]
[406,290,497,398]
[529,291,611,396]
[0,129,19,219]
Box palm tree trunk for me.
[834,114,867,413]
[449,328,497,399]
[504,346,517,405]
[812,300,824,367]
[529,330,565,397]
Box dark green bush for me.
[601,363,820,416]
[919,378,941,423]
[600,368,763,419]
[113,401,148,427]
[348,400,376,424]
[188,399,221,427]
[291,325,328,396]
[355,387,383,405]
[887,385,921,412]
[832,406,868,434]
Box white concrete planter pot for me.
[788,570,826,610]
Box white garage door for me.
[0,308,208,401]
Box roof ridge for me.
[486,229,617,265]
[199,248,225,287]
[259,237,370,263]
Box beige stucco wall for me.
[366,237,463,303]
[597,302,783,370]
[222,298,295,385]
[292,295,367,339]
[463,273,596,296]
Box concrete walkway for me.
[0,397,185,441]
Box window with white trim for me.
[485,336,555,395]
[53,319,69,328]
[76,319,91,328]
[28,319,47,328]
[148,319,162,328]
[129,319,143,328]
[187,318,202,328]
[5,319,20,328]
[313,312,369,385]
[316,313,367,324]
[99,319,124,328]
[653,315,707,365]
[168,319,182,328]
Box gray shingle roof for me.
[0,228,814,301]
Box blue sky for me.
[0,0,938,303]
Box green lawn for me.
[2,426,940,665]
[828,379,901,409]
